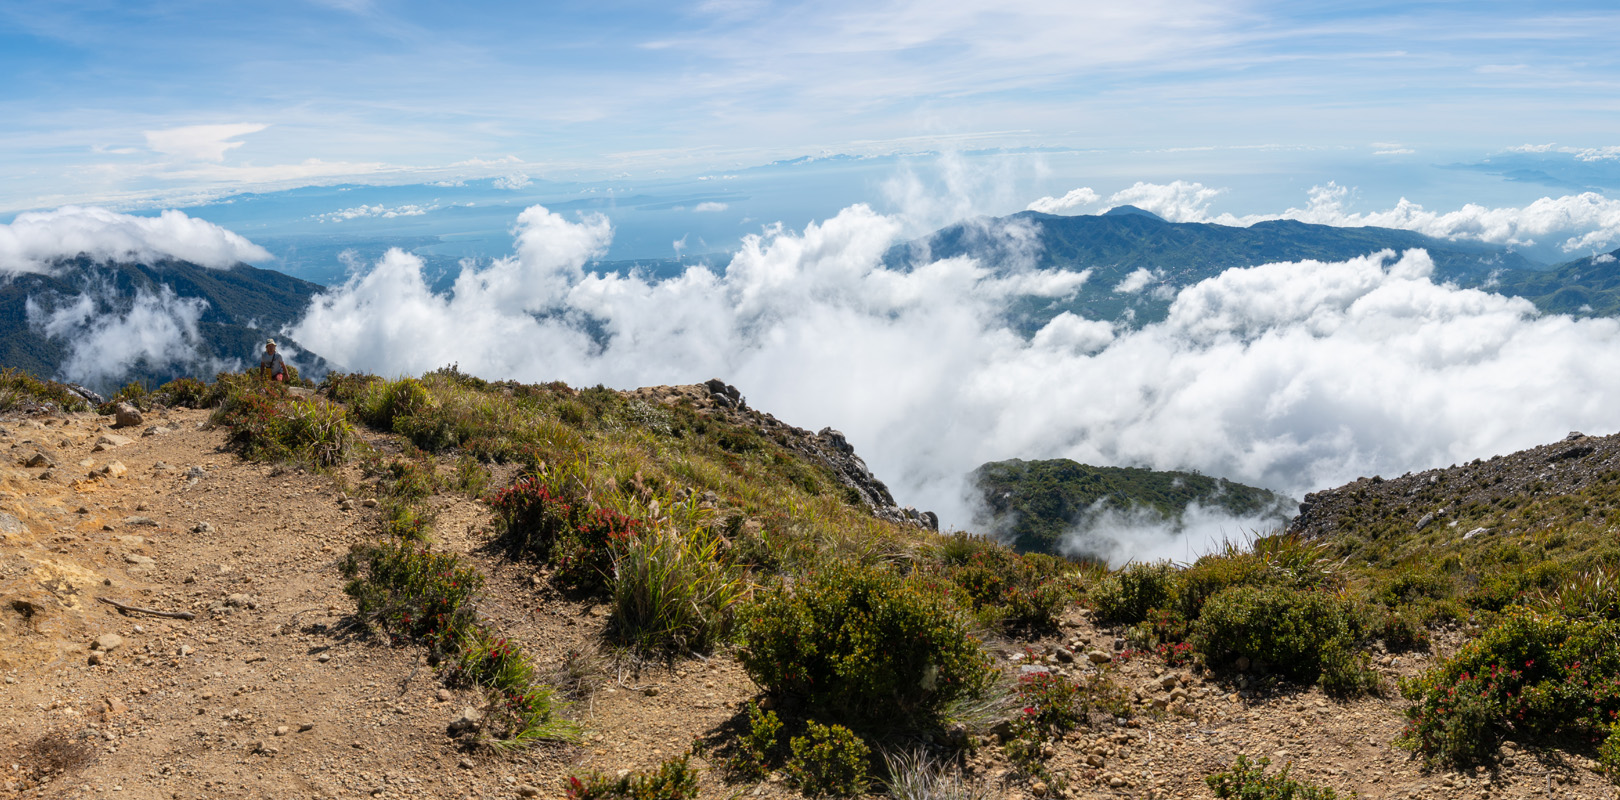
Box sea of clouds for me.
[10,192,1620,564]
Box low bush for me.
[340,540,575,748]
[566,753,700,800]
[608,528,745,654]
[490,468,647,592]
[1600,723,1620,780]
[1398,607,1620,766]
[340,541,483,649]
[1091,561,1178,625]
[1205,754,1349,799]
[0,368,91,412]
[936,539,1073,633]
[212,378,353,467]
[786,721,870,798]
[738,561,995,726]
[1193,585,1374,690]
[728,701,784,780]
[153,377,211,408]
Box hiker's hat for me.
[266,338,277,347]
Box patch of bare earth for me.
[0,407,1611,799]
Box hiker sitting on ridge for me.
[259,339,287,382]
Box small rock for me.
[224,593,258,609]
[93,633,124,652]
[94,433,133,450]
[275,726,289,736]
[87,651,104,666]
[124,554,157,572]
[362,498,379,508]
[123,516,159,527]
[178,645,195,657]
[458,758,475,769]
[518,785,540,798]
[436,688,453,702]
[244,654,267,663]
[24,452,54,468]
[1087,650,1112,665]
[1235,656,1251,672]
[1053,647,1075,663]
[339,499,355,511]
[104,696,128,715]
[1030,780,1047,797]
[192,522,215,534]
[448,707,484,735]
[113,403,144,428]
[96,461,128,479]
[643,686,660,697]
[1108,776,1127,788]
[317,653,331,663]
[299,722,315,732]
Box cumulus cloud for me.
[289,204,1620,561]
[317,203,437,223]
[692,202,729,213]
[27,283,215,387]
[1106,180,1225,222]
[494,173,533,191]
[0,206,271,274]
[1113,268,1160,294]
[144,123,269,162]
[1026,187,1100,214]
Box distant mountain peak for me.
[1101,205,1166,221]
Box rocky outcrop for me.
[1290,430,1620,540]
[632,381,938,530]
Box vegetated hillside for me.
[891,208,1555,330]
[1491,247,1620,318]
[973,458,1296,556]
[1289,429,1620,573]
[0,255,326,392]
[9,367,1620,800]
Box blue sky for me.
[4,0,1620,218]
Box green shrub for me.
[1398,607,1620,766]
[1205,754,1348,799]
[0,368,91,413]
[154,377,211,408]
[491,469,647,592]
[451,455,491,497]
[374,457,438,501]
[729,701,784,779]
[382,500,434,542]
[212,379,353,467]
[787,721,870,798]
[1600,724,1620,780]
[566,753,700,800]
[340,541,483,649]
[353,376,435,430]
[608,528,745,654]
[1192,585,1369,688]
[340,540,574,748]
[738,561,995,725]
[1092,561,1178,624]
[937,539,1072,633]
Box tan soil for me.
[0,407,1611,800]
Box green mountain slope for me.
[0,256,326,392]
[971,457,1296,556]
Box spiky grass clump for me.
[882,749,990,800]
[608,527,746,654]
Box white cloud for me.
[1105,180,1224,222]
[494,173,533,191]
[1026,187,1100,214]
[0,206,271,274]
[317,203,436,223]
[1113,267,1160,294]
[27,282,216,388]
[1595,253,1616,264]
[289,204,1620,557]
[1060,501,1288,566]
[692,202,729,213]
[1373,148,1415,155]
[144,123,269,162]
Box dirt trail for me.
[0,407,1613,800]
